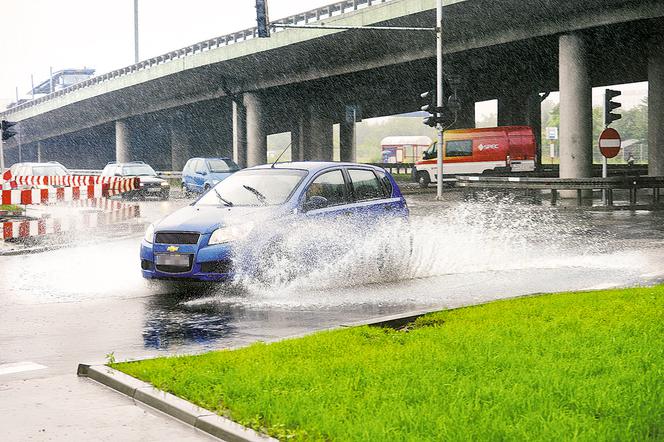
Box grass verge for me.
[113,286,664,441]
[0,204,23,213]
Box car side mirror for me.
[114,172,122,177]
[303,195,328,211]
[199,170,207,175]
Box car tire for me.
[181,183,190,197]
[417,171,430,189]
[161,190,170,201]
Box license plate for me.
[147,187,161,192]
[155,254,191,267]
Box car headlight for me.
[160,181,170,187]
[208,222,254,245]
[144,223,155,243]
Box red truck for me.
[413,126,537,187]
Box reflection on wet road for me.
[1,191,663,368]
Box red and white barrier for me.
[2,203,141,240]
[0,170,142,241]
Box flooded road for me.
[1,190,663,368]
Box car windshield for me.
[196,169,307,207]
[31,165,68,176]
[207,159,240,173]
[122,165,156,176]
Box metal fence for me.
[2,0,393,117]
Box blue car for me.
[181,157,240,194]
[141,162,409,282]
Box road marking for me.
[0,361,48,376]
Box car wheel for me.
[181,183,190,197]
[161,190,170,201]
[203,184,211,193]
[417,172,430,189]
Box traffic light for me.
[256,0,270,38]
[604,89,621,127]
[1,120,17,141]
[420,91,443,127]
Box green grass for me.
[0,204,22,212]
[114,286,664,441]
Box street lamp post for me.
[435,0,444,200]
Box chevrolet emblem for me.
[167,246,179,252]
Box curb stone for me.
[77,364,276,442]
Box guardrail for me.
[2,0,392,117]
[369,163,414,175]
[70,170,182,178]
[455,175,664,208]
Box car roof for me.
[12,162,67,168]
[188,157,233,161]
[249,161,383,173]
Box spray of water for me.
[211,194,653,306]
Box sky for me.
[0,0,335,106]
[1,0,648,114]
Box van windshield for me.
[423,142,437,159]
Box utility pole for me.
[435,0,444,200]
[134,0,139,63]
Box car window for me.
[446,140,473,157]
[122,164,156,176]
[196,169,307,207]
[32,165,68,176]
[375,170,393,198]
[195,160,207,174]
[183,160,192,174]
[305,169,347,206]
[348,169,384,201]
[101,165,113,176]
[207,159,240,173]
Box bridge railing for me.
[3,0,393,117]
[70,169,182,179]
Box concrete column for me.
[291,122,302,162]
[170,112,191,171]
[307,103,333,161]
[339,121,356,162]
[115,120,132,163]
[456,100,476,129]
[232,100,247,168]
[559,33,592,180]
[36,141,43,162]
[244,93,267,167]
[649,34,664,176]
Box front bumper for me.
[140,239,234,282]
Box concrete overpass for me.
[2,0,663,179]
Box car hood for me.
[154,204,286,234]
[137,176,165,184]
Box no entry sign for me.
[599,128,621,158]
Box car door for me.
[345,168,400,221]
[194,159,208,192]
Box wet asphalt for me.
[1,188,663,440]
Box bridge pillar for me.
[115,120,133,163]
[648,33,664,176]
[339,121,356,162]
[306,103,333,161]
[558,33,592,181]
[37,141,44,162]
[244,93,267,167]
[233,100,247,168]
[290,113,307,162]
[170,111,191,171]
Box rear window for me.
[348,169,383,201]
[207,159,240,173]
[445,140,473,157]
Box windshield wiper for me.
[213,187,233,207]
[242,185,268,205]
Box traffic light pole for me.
[435,0,444,200]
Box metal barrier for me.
[2,0,392,117]
[70,170,182,179]
[455,175,664,208]
[370,163,414,175]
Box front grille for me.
[200,260,233,274]
[155,232,200,244]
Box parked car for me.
[101,161,170,200]
[181,157,240,195]
[140,162,408,282]
[10,161,70,178]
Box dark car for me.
[101,161,170,200]
[140,161,409,282]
